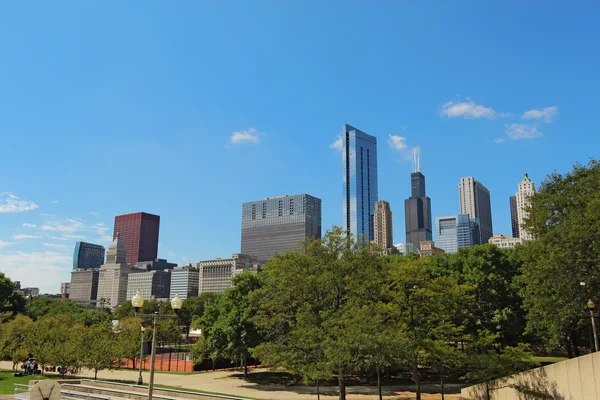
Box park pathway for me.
[0,362,462,400]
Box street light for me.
[131,291,182,400]
[138,326,145,385]
[588,299,599,352]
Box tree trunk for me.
[572,334,580,357]
[317,380,321,400]
[376,368,382,400]
[566,339,574,358]
[441,364,445,400]
[95,370,98,380]
[338,372,346,400]
[413,361,421,400]
[485,382,491,400]
[243,352,248,380]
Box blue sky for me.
[1,2,599,293]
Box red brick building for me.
[113,212,160,265]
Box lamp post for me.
[138,326,145,385]
[588,299,599,353]
[131,291,182,400]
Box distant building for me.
[418,240,445,256]
[60,282,70,300]
[394,242,416,255]
[510,196,520,238]
[169,265,199,300]
[342,124,379,241]
[198,254,260,294]
[405,149,433,249]
[516,173,536,241]
[435,214,478,254]
[69,269,99,305]
[374,200,393,250]
[134,258,177,271]
[459,177,493,244]
[488,234,526,250]
[72,242,105,270]
[126,270,171,301]
[96,233,143,308]
[20,287,40,297]
[241,194,321,263]
[113,212,160,265]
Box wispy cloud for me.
[388,134,408,150]
[89,212,100,216]
[0,193,39,213]
[0,240,12,250]
[493,138,506,144]
[230,128,261,145]
[522,106,558,123]
[329,134,343,151]
[13,234,38,240]
[52,200,59,204]
[505,124,543,140]
[440,98,507,119]
[0,251,72,294]
[22,223,37,228]
[26,215,110,242]
[42,242,73,250]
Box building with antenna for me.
[404,148,433,250]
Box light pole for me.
[131,291,182,400]
[588,299,599,352]
[138,326,145,385]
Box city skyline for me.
[1,2,597,293]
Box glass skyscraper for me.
[435,214,477,254]
[342,124,379,241]
[241,194,322,263]
[73,242,105,270]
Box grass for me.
[532,356,568,364]
[0,370,56,395]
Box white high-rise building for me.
[459,177,493,244]
[488,234,526,249]
[197,254,260,294]
[516,173,536,241]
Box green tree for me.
[0,315,33,369]
[82,322,119,379]
[521,160,600,354]
[0,272,26,316]
[28,296,109,324]
[116,317,146,368]
[179,293,218,337]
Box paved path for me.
[0,362,463,400]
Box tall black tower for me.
[404,149,432,249]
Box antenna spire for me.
[413,148,421,173]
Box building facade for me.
[435,214,477,254]
[72,242,105,270]
[488,234,526,249]
[96,234,142,308]
[241,194,321,263]
[198,254,259,294]
[418,240,446,256]
[394,242,415,255]
[342,124,379,241]
[459,177,493,244]
[169,265,199,300]
[405,150,433,250]
[134,258,177,271]
[69,269,99,305]
[126,270,171,301]
[60,282,70,300]
[113,212,160,265]
[510,196,520,238]
[516,173,536,241]
[374,200,393,249]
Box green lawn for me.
[532,356,568,364]
[0,370,48,395]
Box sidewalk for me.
[0,361,462,400]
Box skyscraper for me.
[169,265,199,300]
[509,196,519,238]
[404,149,432,249]
[459,177,493,244]
[516,173,536,241]
[435,214,478,254]
[374,200,393,249]
[72,242,105,270]
[198,254,260,294]
[113,212,160,265]
[241,194,321,263]
[342,124,378,241]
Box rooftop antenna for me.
[412,147,421,173]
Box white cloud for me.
[13,234,38,240]
[52,200,59,204]
[40,218,85,233]
[388,135,408,150]
[0,251,72,294]
[0,240,12,249]
[440,99,501,119]
[42,242,73,250]
[0,193,39,213]
[230,128,260,145]
[505,124,543,140]
[22,223,37,228]
[494,138,506,144]
[29,215,110,242]
[522,106,558,123]
[89,212,100,216]
[329,135,343,151]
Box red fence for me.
[122,350,193,372]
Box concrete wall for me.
[461,352,600,400]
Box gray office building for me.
[459,177,493,244]
[73,242,105,271]
[69,269,100,305]
[342,124,379,241]
[510,196,519,238]
[404,151,432,249]
[241,194,322,263]
[126,270,171,301]
[169,265,199,300]
[435,214,479,254]
[134,258,177,271]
